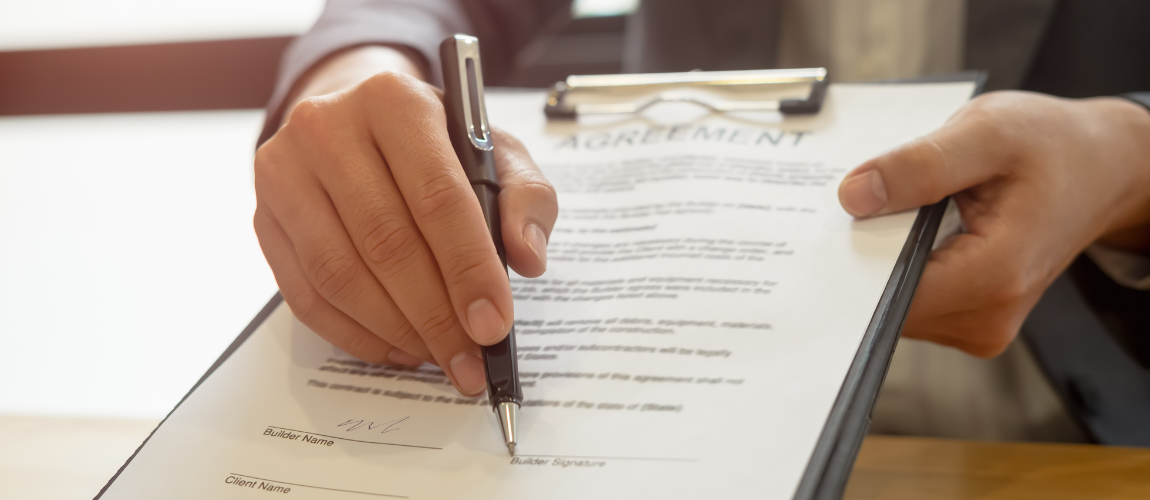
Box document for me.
[99,82,975,500]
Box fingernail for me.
[388,349,423,367]
[840,170,888,217]
[467,298,507,344]
[523,223,548,270]
[450,351,487,396]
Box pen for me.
[439,34,523,457]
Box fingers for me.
[847,94,1042,356]
[256,70,554,397]
[253,203,423,367]
[255,138,436,363]
[290,104,486,394]
[839,91,1147,359]
[355,73,516,349]
[838,96,1019,218]
[899,205,1044,357]
[491,128,558,278]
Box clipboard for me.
[792,71,986,500]
[97,71,987,500]
[538,69,988,499]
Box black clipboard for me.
[793,71,988,500]
[96,72,987,500]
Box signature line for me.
[517,454,697,462]
[229,473,407,498]
[267,426,442,450]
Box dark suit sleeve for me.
[258,0,569,145]
[1125,93,1150,114]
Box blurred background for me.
[7,2,1150,498]
[0,1,636,496]
[0,0,637,116]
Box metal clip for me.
[545,68,828,120]
[450,35,493,151]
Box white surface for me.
[0,110,278,419]
[0,415,160,500]
[101,85,974,500]
[0,0,324,51]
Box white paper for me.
[100,83,974,500]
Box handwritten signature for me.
[337,417,409,434]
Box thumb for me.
[838,113,1008,217]
[491,128,559,278]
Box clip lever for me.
[450,35,493,151]
[545,68,828,120]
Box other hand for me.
[838,91,1150,357]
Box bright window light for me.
[572,0,640,18]
[0,0,325,51]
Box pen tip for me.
[497,402,519,457]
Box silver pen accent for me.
[497,401,518,456]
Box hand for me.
[838,91,1150,357]
[253,48,557,396]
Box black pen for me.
[440,34,523,457]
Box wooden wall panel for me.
[0,37,292,116]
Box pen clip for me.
[450,35,493,152]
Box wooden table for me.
[3,415,1148,499]
[846,436,1150,499]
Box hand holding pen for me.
[253,42,556,403]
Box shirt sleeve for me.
[258,0,570,145]
[1085,243,1150,291]
[1125,92,1150,111]
[1087,92,1150,290]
